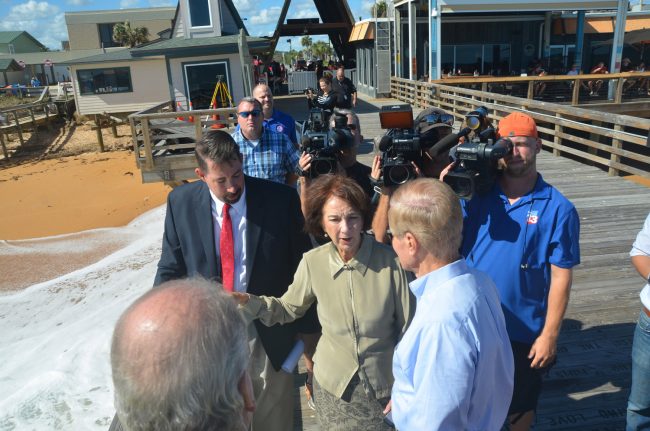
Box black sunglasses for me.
[238,110,261,118]
[423,113,454,126]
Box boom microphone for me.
[427,127,471,158]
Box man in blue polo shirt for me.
[253,84,298,147]
[460,112,580,431]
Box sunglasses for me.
[422,113,454,127]
[238,110,261,119]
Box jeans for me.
[627,309,650,431]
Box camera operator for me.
[457,112,580,431]
[458,106,493,144]
[297,110,378,200]
[371,107,454,244]
[306,76,345,120]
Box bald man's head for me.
[111,279,250,431]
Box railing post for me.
[94,114,105,152]
[141,117,153,170]
[195,115,203,141]
[614,78,625,104]
[553,113,563,157]
[129,116,140,167]
[572,78,581,105]
[608,123,623,176]
[527,80,534,100]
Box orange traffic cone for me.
[176,101,185,121]
[210,102,225,129]
[188,101,195,123]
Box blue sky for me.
[0,0,375,51]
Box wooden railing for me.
[0,89,57,159]
[390,76,650,178]
[430,72,650,106]
[129,102,238,183]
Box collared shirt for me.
[232,128,299,184]
[265,109,297,146]
[391,259,514,431]
[461,174,580,343]
[209,188,248,293]
[242,235,414,399]
[631,213,650,309]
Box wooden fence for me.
[390,76,650,178]
[0,87,57,159]
[129,102,237,183]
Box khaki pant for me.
[248,324,294,431]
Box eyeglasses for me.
[422,113,454,127]
[237,110,261,119]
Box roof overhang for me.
[403,0,621,12]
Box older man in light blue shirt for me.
[387,178,514,430]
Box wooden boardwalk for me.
[274,95,650,430]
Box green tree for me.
[301,35,313,59]
[371,0,388,18]
[112,21,150,48]
[312,41,333,60]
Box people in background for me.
[588,62,608,96]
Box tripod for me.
[209,75,233,108]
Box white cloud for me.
[289,1,318,19]
[232,0,255,14]
[0,2,67,50]
[120,0,140,8]
[148,0,174,6]
[66,0,92,6]
[250,6,280,25]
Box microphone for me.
[427,127,471,158]
[300,135,311,149]
[376,134,393,152]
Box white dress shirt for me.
[631,213,650,309]
[209,188,248,293]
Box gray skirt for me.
[312,374,393,431]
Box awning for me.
[554,16,650,35]
[439,0,618,13]
[348,21,374,42]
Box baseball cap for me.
[496,112,538,139]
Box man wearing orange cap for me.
[460,112,580,430]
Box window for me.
[441,44,511,76]
[183,61,230,109]
[77,68,133,95]
[188,0,212,28]
[8,44,15,54]
[98,23,119,48]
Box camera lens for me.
[313,159,334,176]
[388,165,411,185]
[444,175,473,200]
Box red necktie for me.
[220,203,235,292]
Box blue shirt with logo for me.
[265,109,297,146]
[460,174,580,344]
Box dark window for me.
[188,0,211,27]
[77,68,133,95]
[184,61,229,109]
[98,23,119,48]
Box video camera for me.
[442,109,513,200]
[377,105,454,186]
[300,109,355,178]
